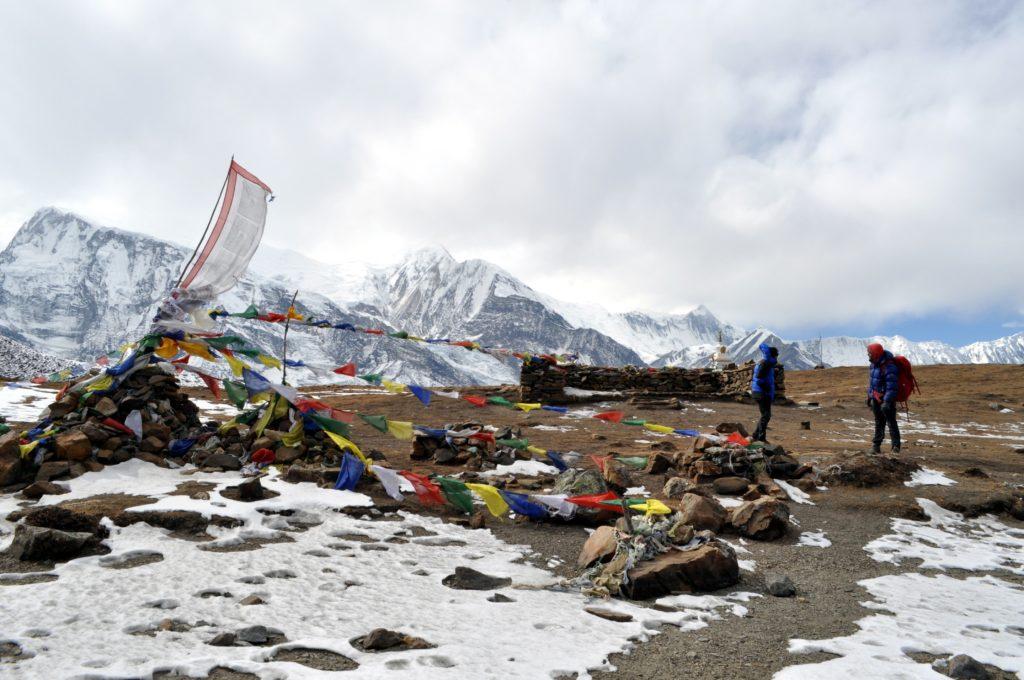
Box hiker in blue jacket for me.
[750,342,778,442]
[866,342,901,454]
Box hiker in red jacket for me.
[866,343,900,454]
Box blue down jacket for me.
[750,342,777,400]
[869,350,899,403]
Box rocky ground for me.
[1,364,1022,678]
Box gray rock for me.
[208,632,236,647]
[236,625,269,644]
[946,654,990,679]
[8,524,96,561]
[766,573,796,597]
[201,453,241,470]
[441,566,512,591]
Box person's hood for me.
[867,342,885,363]
[758,342,776,363]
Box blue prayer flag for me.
[408,385,432,406]
[334,452,365,491]
[499,490,548,519]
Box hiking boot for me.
[891,446,901,454]
[871,445,882,455]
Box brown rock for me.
[21,481,70,499]
[36,461,70,481]
[0,456,24,486]
[55,431,92,462]
[584,607,633,622]
[275,446,303,464]
[140,436,166,453]
[677,493,727,532]
[239,594,266,606]
[644,453,674,475]
[713,476,750,496]
[79,422,111,444]
[691,460,722,478]
[577,525,619,568]
[0,430,21,458]
[468,511,487,529]
[663,477,694,499]
[729,496,790,540]
[142,421,171,441]
[94,397,118,417]
[134,451,170,468]
[100,436,123,452]
[623,540,739,598]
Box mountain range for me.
[0,207,1022,383]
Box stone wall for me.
[519,361,785,404]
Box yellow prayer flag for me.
[324,430,368,466]
[382,380,406,394]
[84,375,114,393]
[632,498,672,516]
[515,403,542,412]
[218,417,239,434]
[386,420,414,440]
[223,352,246,377]
[155,338,179,359]
[465,483,510,517]
[286,306,304,320]
[644,423,675,434]
[178,340,216,362]
[280,419,304,447]
[250,391,271,404]
[19,440,39,458]
[526,445,547,456]
[256,354,282,369]
[253,401,276,436]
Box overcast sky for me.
[1,1,1021,344]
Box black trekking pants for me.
[753,393,772,441]
[871,399,901,450]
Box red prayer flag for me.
[594,411,624,423]
[101,418,136,436]
[726,432,750,447]
[399,471,446,506]
[198,372,221,399]
[258,313,287,322]
[251,448,276,465]
[363,328,384,335]
[333,362,357,376]
[330,409,355,423]
[96,356,110,366]
[462,395,487,408]
[469,431,495,444]
[566,491,621,511]
[589,455,608,472]
[30,376,46,384]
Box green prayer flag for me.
[358,373,383,385]
[233,347,261,359]
[0,424,10,435]
[137,334,161,351]
[223,380,248,409]
[389,330,409,339]
[358,413,388,433]
[236,409,260,425]
[436,477,474,514]
[486,396,515,408]
[205,335,246,350]
[230,304,259,319]
[496,438,529,451]
[621,419,646,426]
[614,455,649,470]
[309,412,352,438]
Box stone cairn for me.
[519,361,785,405]
[0,362,362,495]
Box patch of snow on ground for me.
[530,424,577,432]
[1,465,760,679]
[796,531,831,548]
[0,384,57,422]
[905,467,957,487]
[866,499,1024,575]
[720,538,755,572]
[715,496,745,508]
[191,398,240,418]
[777,498,1024,678]
[624,486,650,497]
[774,479,814,505]
[479,459,561,478]
[563,387,622,398]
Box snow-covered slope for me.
[0,335,81,379]
[962,332,1024,364]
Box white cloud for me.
[0,0,1021,329]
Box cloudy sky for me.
[1,1,1021,344]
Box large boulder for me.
[8,524,98,561]
[0,430,21,459]
[577,525,619,568]
[713,476,750,496]
[729,496,790,540]
[677,493,727,532]
[623,540,739,598]
[0,455,24,487]
[55,431,93,462]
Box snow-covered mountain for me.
[0,335,82,379]
[2,207,1023,385]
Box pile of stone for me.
[520,361,785,404]
[0,364,207,492]
[410,423,524,470]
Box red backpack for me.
[892,355,920,412]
